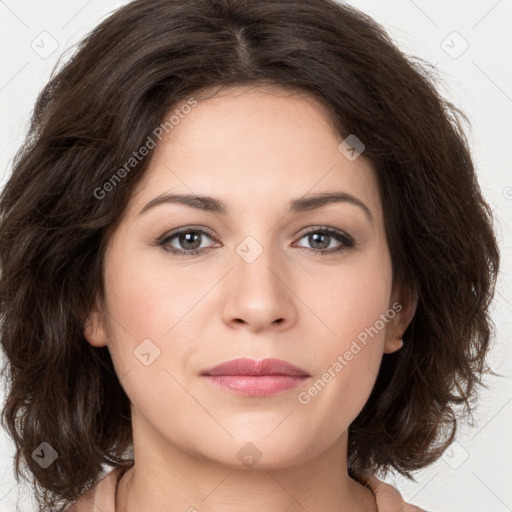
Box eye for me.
[292,226,354,255]
[157,227,219,257]
[154,225,354,258]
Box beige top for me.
[66,467,429,511]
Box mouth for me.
[200,357,311,397]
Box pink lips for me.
[201,358,310,397]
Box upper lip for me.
[201,358,310,377]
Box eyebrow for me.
[138,191,373,222]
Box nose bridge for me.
[222,231,295,330]
[233,232,283,293]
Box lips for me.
[201,357,310,377]
[201,358,310,397]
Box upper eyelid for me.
[160,225,349,235]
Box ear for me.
[84,299,108,348]
[383,284,418,354]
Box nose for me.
[221,238,297,333]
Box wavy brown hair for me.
[0,0,500,510]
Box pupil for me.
[181,232,200,250]
[311,233,329,249]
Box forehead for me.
[126,85,381,222]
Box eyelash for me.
[155,225,355,258]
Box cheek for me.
[102,244,216,417]
[308,247,393,351]
[101,254,207,443]
[103,242,205,349]
[296,252,392,420]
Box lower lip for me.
[203,375,310,397]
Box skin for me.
[85,85,416,512]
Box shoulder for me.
[355,471,430,512]
[64,467,125,512]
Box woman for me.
[0,0,499,511]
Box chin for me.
[196,435,317,471]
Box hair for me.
[0,0,500,510]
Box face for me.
[85,86,413,470]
